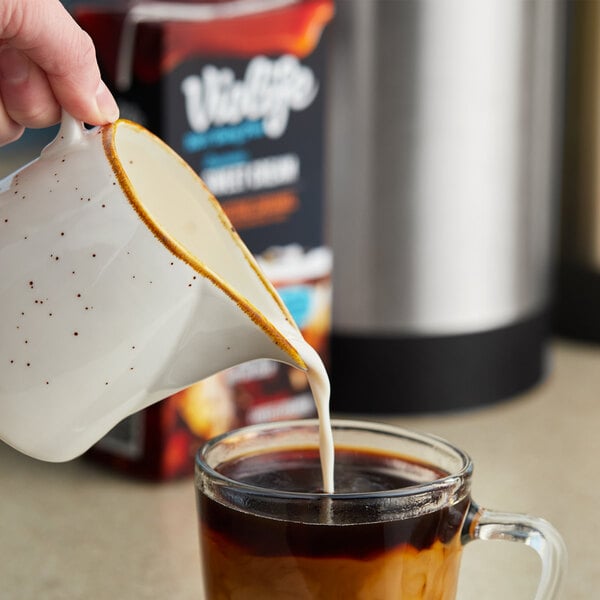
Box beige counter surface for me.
[0,339,596,599]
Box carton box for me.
[75,0,334,479]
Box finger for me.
[0,45,60,129]
[0,97,25,147]
[1,0,119,125]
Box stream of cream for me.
[288,335,334,494]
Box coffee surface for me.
[219,446,446,494]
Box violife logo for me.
[180,55,319,151]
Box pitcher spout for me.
[158,275,308,396]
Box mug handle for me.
[464,503,567,599]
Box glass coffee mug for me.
[195,420,566,599]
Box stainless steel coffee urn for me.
[326,0,566,412]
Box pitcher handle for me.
[41,111,90,158]
[463,503,567,599]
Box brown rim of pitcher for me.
[101,118,306,371]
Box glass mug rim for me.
[195,418,474,507]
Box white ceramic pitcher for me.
[0,114,307,461]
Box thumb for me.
[1,0,119,124]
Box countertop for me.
[0,338,596,599]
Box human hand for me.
[0,0,119,146]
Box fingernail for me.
[96,80,120,122]
[0,46,30,84]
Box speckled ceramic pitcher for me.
[0,113,306,462]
